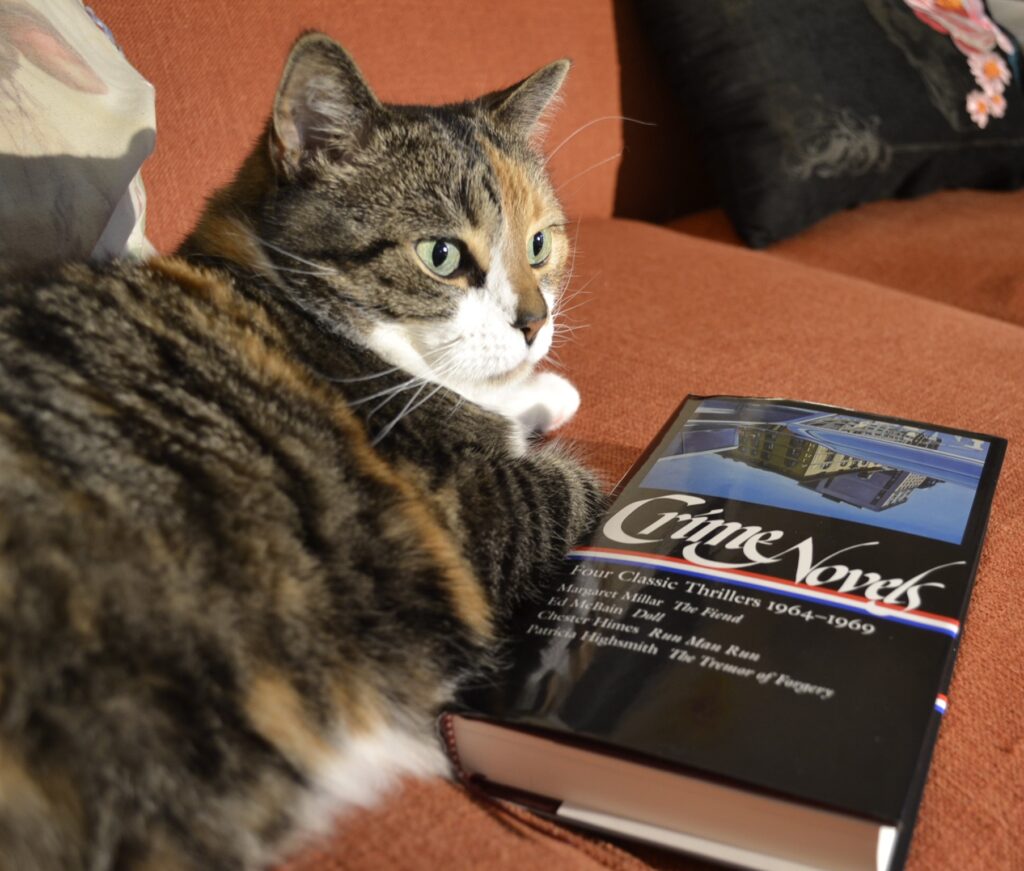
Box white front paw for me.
[512,372,580,435]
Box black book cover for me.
[453,396,1006,864]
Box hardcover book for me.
[441,396,1006,871]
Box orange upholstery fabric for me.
[282,778,659,871]
[275,219,1024,871]
[89,0,706,254]
[671,191,1024,326]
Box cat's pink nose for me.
[515,314,547,347]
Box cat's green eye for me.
[415,239,461,277]
[528,229,552,267]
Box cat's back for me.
[0,255,356,575]
[0,257,490,869]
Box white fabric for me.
[0,0,155,275]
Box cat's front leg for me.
[444,441,607,613]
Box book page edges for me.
[452,715,898,871]
[558,805,897,871]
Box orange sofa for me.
[90,1,1024,869]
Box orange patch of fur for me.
[481,142,560,317]
[329,678,382,736]
[484,143,540,289]
[131,832,192,871]
[459,225,494,274]
[148,256,275,335]
[245,672,335,770]
[181,129,286,284]
[185,213,282,285]
[0,743,84,865]
[0,744,43,810]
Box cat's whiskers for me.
[445,394,467,420]
[553,298,591,334]
[372,381,447,446]
[350,375,426,409]
[254,235,339,275]
[548,220,585,317]
[538,219,581,360]
[217,226,339,279]
[269,263,339,278]
[358,372,439,414]
[552,285,592,317]
[553,320,590,335]
[544,115,656,166]
[554,298,593,318]
[325,337,460,387]
[549,271,598,351]
[371,380,428,437]
[542,352,566,370]
[550,327,590,351]
[325,364,404,385]
[365,373,438,422]
[356,344,461,420]
[554,151,623,193]
[553,267,598,309]
[551,262,601,356]
[367,351,460,432]
[553,219,583,303]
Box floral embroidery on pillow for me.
[903,0,1016,128]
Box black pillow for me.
[635,0,1024,247]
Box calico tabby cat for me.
[0,33,604,870]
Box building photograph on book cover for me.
[640,397,990,545]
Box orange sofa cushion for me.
[671,190,1024,327]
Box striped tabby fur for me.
[0,33,603,870]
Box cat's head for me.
[187,33,572,393]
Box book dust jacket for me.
[456,396,1006,865]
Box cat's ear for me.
[483,59,571,141]
[270,33,379,177]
